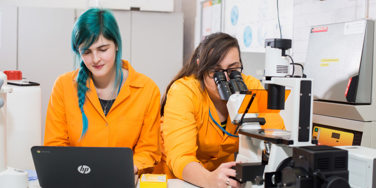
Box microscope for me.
[215,39,350,187]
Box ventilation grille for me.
[276,65,288,73]
[317,158,329,170]
[335,156,347,169]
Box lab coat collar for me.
[70,60,146,121]
[206,91,238,142]
[121,60,146,88]
[206,91,229,139]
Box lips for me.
[93,64,104,70]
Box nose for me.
[92,52,101,63]
[224,71,230,81]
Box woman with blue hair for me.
[44,8,161,177]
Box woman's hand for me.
[134,165,138,174]
[182,161,241,188]
[134,165,139,185]
[207,161,240,188]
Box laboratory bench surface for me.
[29,178,199,188]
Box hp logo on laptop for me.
[77,165,91,174]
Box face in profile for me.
[204,47,242,102]
[79,35,117,80]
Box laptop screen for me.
[31,146,135,188]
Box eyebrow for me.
[96,44,110,49]
[80,44,110,52]
[216,62,242,69]
[229,62,241,67]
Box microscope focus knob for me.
[324,176,350,188]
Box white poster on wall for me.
[201,0,222,39]
[223,0,293,52]
[293,0,367,63]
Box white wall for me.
[190,0,376,78]
[181,0,197,63]
[293,0,376,63]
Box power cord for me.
[277,0,282,38]
[286,55,305,78]
[277,0,304,78]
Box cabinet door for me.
[131,0,174,12]
[0,6,17,70]
[113,10,131,62]
[18,7,75,136]
[131,11,183,93]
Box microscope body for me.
[229,76,314,187]
[264,77,314,147]
[225,39,350,187]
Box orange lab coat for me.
[44,60,161,171]
[157,75,285,179]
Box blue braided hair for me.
[77,63,89,138]
[71,8,123,138]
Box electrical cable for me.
[276,1,304,78]
[286,55,305,77]
[276,0,282,38]
[287,54,295,77]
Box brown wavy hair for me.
[161,32,242,116]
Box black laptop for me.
[31,146,135,188]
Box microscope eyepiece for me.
[214,71,227,84]
[213,70,249,100]
[229,70,248,93]
[229,70,242,79]
[213,71,232,101]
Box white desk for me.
[29,179,199,188]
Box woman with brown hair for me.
[155,32,284,187]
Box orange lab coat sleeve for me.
[44,74,70,146]
[133,84,162,171]
[162,82,201,179]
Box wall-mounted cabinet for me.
[0,6,18,70]
[130,0,174,12]
[128,11,183,93]
[0,0,174,12]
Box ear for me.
[196,58,199,65]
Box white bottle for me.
[0,71,28,188]
[0,71,8,171]
[0,167,28,188]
